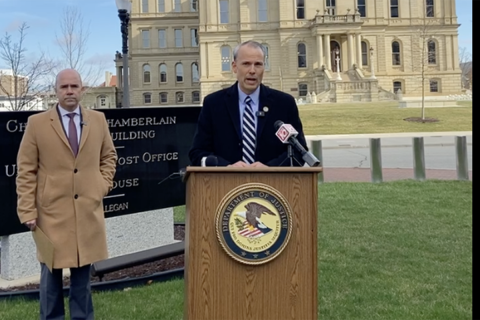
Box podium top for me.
[184,166,323,181]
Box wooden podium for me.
[184,167,322,320]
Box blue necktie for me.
[242,96,256,164]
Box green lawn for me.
[2,180,472,320]
[298,101,472,135]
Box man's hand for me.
[24,219,37,231]
[228,161,250,168]
[250,162,268,168]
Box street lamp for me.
[116,0,131,108]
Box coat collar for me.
[225,82,274,140]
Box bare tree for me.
[53,6,108,87]
[459,47,472,90]
[0,23,55,111]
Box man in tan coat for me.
[16,69,117,320]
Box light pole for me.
[116,0,131,108]
[369,46,376,79]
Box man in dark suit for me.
[189,40,307,167]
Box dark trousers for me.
[39,263,94,320]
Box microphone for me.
[158,168,186,185]
[202,155,218,167]
[274,121,321,167]
[80,121,87,126]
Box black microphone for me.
[204,155,218,167]
[274,121,321,167]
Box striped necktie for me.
[242,96,256,164]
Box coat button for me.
[74,169,78,173]
[74,194,78,199]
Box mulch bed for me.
[0,225,185,293]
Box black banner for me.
[0,106,201,236]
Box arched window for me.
[176,91,185,103]
[393,80,403,94]
[221,46,231,72]
[192,63,200,83]
[176,63,184,82]
[143,64,151,83]
[361,41,369,66]
[159,64,167,83]
[297,43,307,68]
[298,83,308,97]
[427,40,437,64]
[192,91,200,103]
[143,92,152,104]
[392,41,401,66]
[160,92,168,104]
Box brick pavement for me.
[322,168,473,182]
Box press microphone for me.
[202,155,218,167]
[158,168,186,185]
[274,120,321,167]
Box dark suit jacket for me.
[189,83,308,167]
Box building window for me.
[392,41,401,66]
[361,41,369,66]
[393,81,403,94]
[296,0,305,19]
[142,0,149,13]
[220,0,229,24]
[192,63,200,83]
[297,43,307,68]
[142,30,150,48]
[158,0,165,12]
[191,29,198,47]
[192,91,200,103]
[176,92,185,103]
[263,44,270,70]
[143,64,151,83]
[426,0,434,17]
[100,96,107,107]
[326,0,336,15]
[160,92,168,104]
[358,0,366,17]
[427,40,437,64]
[176,63,184,82]
[159,64,168,83]
[258,0,267,22]
[430,79,439,92]
[391,0,399,17]
[174,0,181,12]
[221,46,231,72]
[144,93,152,104]
[191,0,198,12]
[298,83,308,97]
[174,29,183,47]
[158,29,167,48]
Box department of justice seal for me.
[215,183,293,265]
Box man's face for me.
[55,70,84,111]
[232,45,265,95]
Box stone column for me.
[356,34,363,69]
[317,34,324,68]
[117,66,123,89]
[324,34,331,70]
[347,33,355,69]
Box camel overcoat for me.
[16,106,117,269]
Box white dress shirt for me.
[58,105,81,144]
[238,84,260,134]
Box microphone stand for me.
[280,144,303,167]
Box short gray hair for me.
[233,40,266,61]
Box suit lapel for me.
[78,106,90,154]
[49,107,72,152]
[225,84,242,140]
[257,84,273,140]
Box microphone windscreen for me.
[205,155,218,167]
[274,120,284,130]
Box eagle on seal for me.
[244,202,276,229]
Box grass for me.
[2,180,472,320]
[298,101,472,135]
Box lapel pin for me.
[263,106,269,113]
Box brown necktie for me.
[66,113,79,156]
